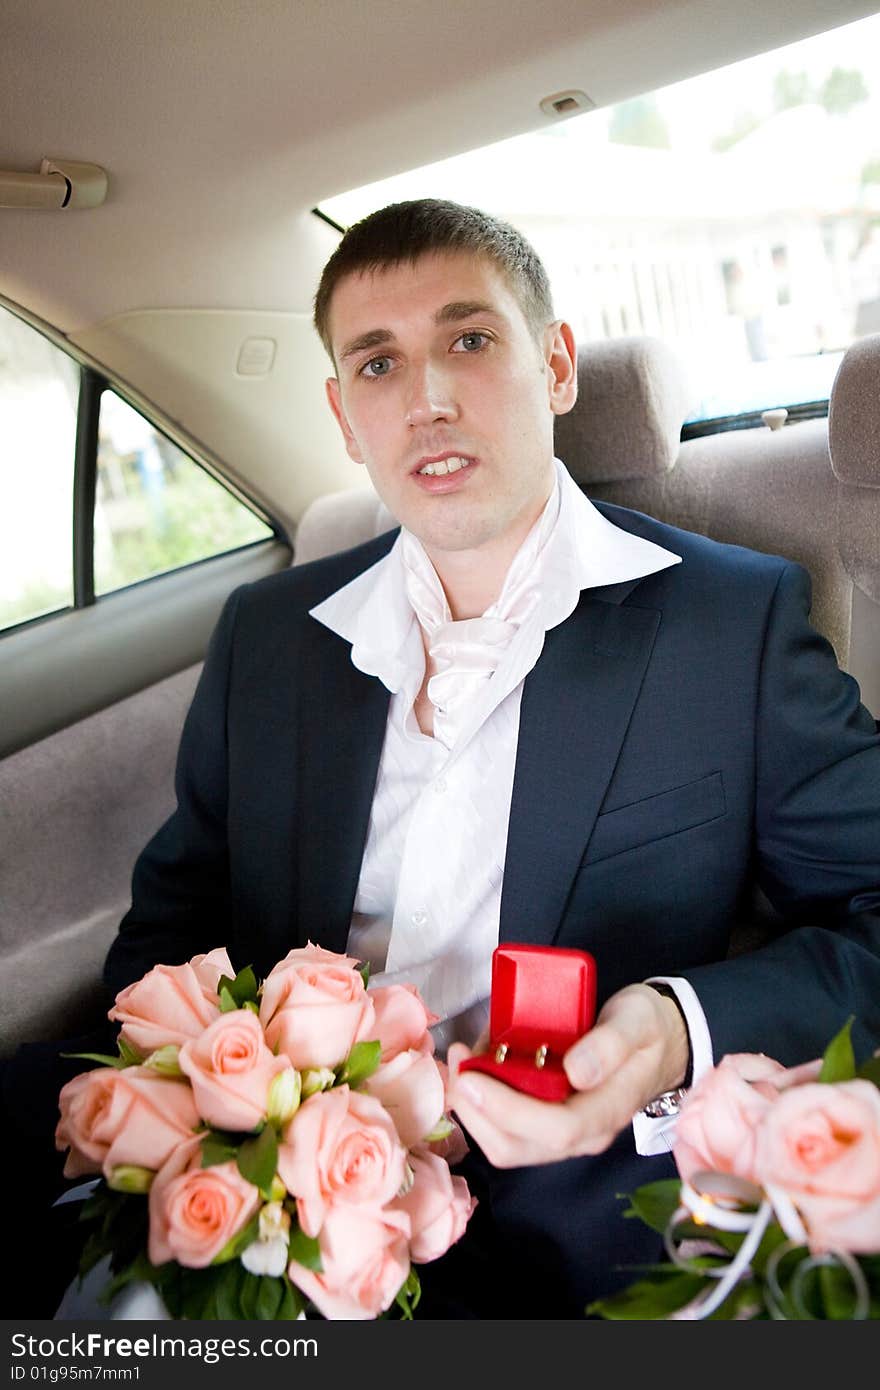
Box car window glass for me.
[0,305,77,629]
[94,391,272,596]
[320,12,880,427]
[0,303,275,636]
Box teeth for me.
[418,456,471,476]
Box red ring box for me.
[458,943,597,1101]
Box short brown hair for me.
[313,198,555,358]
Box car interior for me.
[1,0,879,1060]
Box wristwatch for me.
[641,1086,688,1118]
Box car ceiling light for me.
[0,157,108,210]
[538,90,594,120]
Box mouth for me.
[412,452,476,478]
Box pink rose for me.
[277,1085,406,1237]
[178,1008,292,1132]
[424,1059,470,1166]
[288,1205,411,1319]
[368,984,438,1061]
[391,1149,476,1263]
[754,1079,880,1253]
[674,1052,787,1184]
[259,942,376,1069]
[55,1066,199,1180]
[362,1049,446,1148]
[108,947,234,1053]
[148,1136,260,1268]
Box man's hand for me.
[445,982,689,1168]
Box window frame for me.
[0,294,284,637]
[0,295,292,759]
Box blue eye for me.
[454,332,489,352]
[361,356,393,377]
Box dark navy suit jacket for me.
[101,501,880,1317]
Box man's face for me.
[324,251,577,573]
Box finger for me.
[446,1041,473,1080]
[447,1065,584,1157]
[564,985,661,1092]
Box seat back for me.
[826,332,880,719]
[293,334,878,718]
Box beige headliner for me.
[2,0,877,527]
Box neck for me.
[427,547,512,620]
[424,484,557,619]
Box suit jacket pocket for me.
[584,770,726,865]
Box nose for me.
[405,359,459,428]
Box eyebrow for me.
[339,299,503,362]
[435,299,499,324]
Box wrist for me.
[645,981,693,1090]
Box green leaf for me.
[707,1278,765,1320]
[239,1269,262,1320]
[218,965,259,1009]
[256,1274,284,1320]
[201,1130,240,1168]
[214,1262,246,1319]
[219,984,239,1013]
[117,1036,143,1067]
[819,1259,867,1319]
[819,1016,856,1083]
[237,1124,278,1196]
[61,1051,126,1069]
[63,1034,143,1069]
[357,961,371,988]
[393,1266,421,1319]
[335,1039,382,1089]
[278,1277,306,1320]
[288,1224,323,1273]
[620,1179,683,1234]
[749,1216,790,1275]
[212,1214,260,1265]
[587,1270,709,1319]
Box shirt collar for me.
[308,457,681,694]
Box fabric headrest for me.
[828,333,880,488]
[553,335,693,484]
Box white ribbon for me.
[666,1169,870,1320]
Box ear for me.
[544,320,578,417]
[325,378,364,465]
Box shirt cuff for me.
[631,975,713,1157]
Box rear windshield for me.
[319,12,880,430]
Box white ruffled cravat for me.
[400,488,559,749]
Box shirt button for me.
[434,777,447,793]
[411,909,428,927]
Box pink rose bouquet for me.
[55,944,475,1321]
[588,1018,880,1320]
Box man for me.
[13,199,880,1319]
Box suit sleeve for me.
[102,585,245,997]
[681,559,880,1066]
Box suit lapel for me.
[295,619,390,956]
[500,587,660,945]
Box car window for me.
[0,305,78,627]
[95,391,271,595]
[0,303,274,632]
[319,11,880,431]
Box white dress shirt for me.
[310,458,713,1152]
